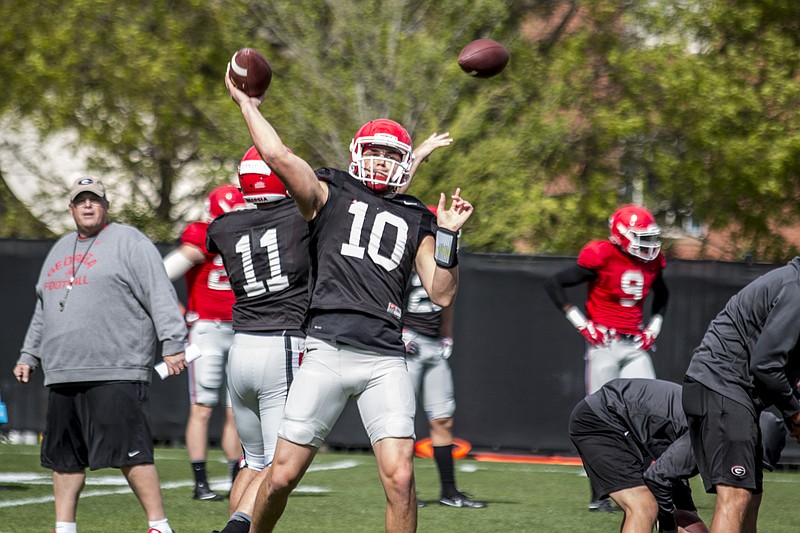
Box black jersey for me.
[584,378,687,461]
[402,271,443,337]
[685,258,800,419]
[206,200,309,333]
[585,379,696,522]
[306,168,436,355]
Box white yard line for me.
[0,459,361,509]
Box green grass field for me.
[1,443,798,532]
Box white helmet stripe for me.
[239,160,272,175]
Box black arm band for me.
[434,228,459,268]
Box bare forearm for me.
[239,102,322,219]
[241,103,283,160]
[428,266,458,308]
[440,305,455,337]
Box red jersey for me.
[577,240,666,334]
[181,221,235,321]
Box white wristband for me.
[163,249,195,282]
[646,315,663,336]
[565,307,588,329]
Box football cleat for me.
[439,491,487,509]
[417,499,427,508]
[193,483,223,501]
[588,499,619,513]
[214,518,250,533]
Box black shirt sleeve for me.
[643,433,698,531]
[751,283,800,419]
[650,272,669,317]
[544,264,596,311]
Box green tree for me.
[4,0,800,261]
[501,0,800,260]
[0,168,55,238]
[0,0,527,241]
[0,0,243,240]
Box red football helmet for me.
[237,146,289,204]
[348,119,413,192]
[205,184,246,221]
[608,204,661,261]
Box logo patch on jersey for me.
[730,465,746,477]
[386,302,402,320]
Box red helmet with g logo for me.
[348,119,413,193]
[608,204,661,261]
[237,146,290,204]
[206,184,245,221]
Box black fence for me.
[1,239,796,461]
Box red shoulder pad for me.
[577,240,615,270]
[180,222,211,255]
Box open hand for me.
[414,132,453,163]
[578,321,607,347]
[638,329,658,351]
[436,188,474,232]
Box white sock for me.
[55,522,77,533]
[147,519,173,533]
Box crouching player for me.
[569,378,786,533]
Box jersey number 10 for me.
[340,201,408,271]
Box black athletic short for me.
[568,399,646,499]
[682,377,763,494]
[41,382,155,472]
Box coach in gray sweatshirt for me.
[13,177,187,533]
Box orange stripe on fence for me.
[472,453,584,466]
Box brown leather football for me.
[228,48,272,97]
[458,39,509,78]
[675,509,709,533]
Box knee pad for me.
[279,420,323,448]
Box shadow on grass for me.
[0,484,30,492]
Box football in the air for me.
[228,48,272,97]
[675,510,709,533]
[457,38,509,78]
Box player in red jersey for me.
[163,184,246,502]
[545,204,669,512]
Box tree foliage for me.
[1,0,246,240]
[2,0,800,261]
[0,168,55,239]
